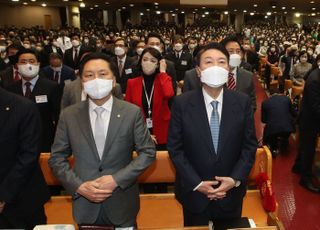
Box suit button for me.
[98,167,103,172]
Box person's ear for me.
[196,66,201,78]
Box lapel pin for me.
[5,107,10,111]
[117,114,121,118]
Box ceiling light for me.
[94,4,98,7]
[140,12,144,15]
[122,6,126,9]
[282,7,286,10]
[90,7,93,10]
[156,11,161,14]
[194,9,198,11]
[234,9,237,12]
[311,13,316,16]
[181,11,185,14]
[41,2,46,7]
[310,1,314,3]
[11,0,19,2]
[23,1,28,4]
[31,0,36,2]
[295,13,301,17]
[129,4,134,7]
[63,0,69,2]
[272,5,276,9]
[202,14,205,17]
[224,11,228,15]
[250,12,254,16]
[79,2,85,7]
[265,16,268,18]
[205,11,209,15]
[267,12,272,15]
[243,10,247,13]
[292,7,295,10]
[202,6,206,9]
[105,2,109,4]
[172,13,176,16]
[146,8,150,11]
[284,11,287,14]
[253,4,257,7]
[312,7,316,10]
[154,2,158,5]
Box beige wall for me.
[0,4,61,28]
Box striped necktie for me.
[228,72,236,90]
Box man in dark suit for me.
[42,36,64,67]
[183,68,201,92]
[293,68,320,193]
[146,32,177,93]
[41,53,76,88]
[167,43,257,226]
[111,38,136,93]
[0,87,50,229]
[221,36,257,112]
[0,43,23,89]
[261,92,296,156]
[165,36,193,83]
[63,34,85,70]
[49,52,155,227]
[7,49,61,152]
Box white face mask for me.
[188,44,197,50]
[114,47,125,56]
[136,48,144,56]
[174,43,183,52]
[229,54,241,67]
[23,44,31,49]
[142,61,158,75]
[18,63,39,78]
[83,78,113,100]
[52,41,59,47]
[200,66,229,88]
[0,46,6,52]
[72,40,80,47]
[151,45,162,53]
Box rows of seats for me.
[40,146,284,229]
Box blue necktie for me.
[210,101,220,154]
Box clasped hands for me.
[76,175,118,203]
[196,176,236,201]
[0,201,5,213]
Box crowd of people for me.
[0,20,320,229]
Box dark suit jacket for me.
[0,66,15,89]
[261,95,295,137]
[182,67,257,111]
[41,45,64,67]
[112,56,137,93]
[7,76,61,152]
[165,50,193,82]
[167,89,257,216]
[299,68,320,132]
[63,46,85,70]
[0,88,50,219]
[41,65,76,88]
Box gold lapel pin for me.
[117,114,121,118]
[5,107,10,111]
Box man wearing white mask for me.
[168,42,257,227]
[63,34,85,71]
[7,49,61,152]
[49,52,156,228]
[165,36,193,85]
[112,38,136,93]
[221,36,256,112]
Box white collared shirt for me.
[230,67,237,85]
[117,55,127,67]
[202,87,223,125]
[22,75,39,95]
[88,96,113,140]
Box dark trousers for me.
[183,201,242,227]
[295,126,319,179]
[0,206,46,230]
[263,132,290,152]
[92,206,136,227]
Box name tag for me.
[125,68,133,74]
[35,95,48,104]
[146,118,153,129]
[181,60,187,66]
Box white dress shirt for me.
[22,75,39,95]
[117,55,127,67]
[89,96,113,141]
[202,87,223,125]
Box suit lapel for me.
[101,98,125,161]
[74,79,82,103]
[0,89,11,132]
[235,68,242,91]
[189,90,216,157]
[217,89,237,156]
[76,101,101,161]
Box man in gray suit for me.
[49,52,156,228]
[61,77,123,110]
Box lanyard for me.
[142,79,154,118]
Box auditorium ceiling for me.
[0,0,319,14]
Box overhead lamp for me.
[23,1,28,4]
[282,7,286,10]
[267,12,272,16]
[156,11,161,14]
[295,13,301,17]
[243,10,247,13]
[41,2,46,7]
[253,4,257,7]
[224,11,228,15]
[79,2,85,7]
[250,12,254,16]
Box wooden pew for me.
[41,146,283,229]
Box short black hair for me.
[6,43,23,53]
[79,52,117,77]
[220,36,242,50]
[195,42,230,66]
[114,37,128,47]
[146,32,164,45]
[49,52,62,60]
[16,48,39,62]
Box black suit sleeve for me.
[306,77,320,118]
[261,100,267,124]
[0,103,42,203]
[230,98,257,182]
[167,98,202,191]
[49,84,62,127]
[165,60,177,94]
